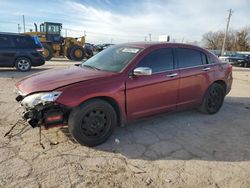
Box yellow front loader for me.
[25,22,88,61]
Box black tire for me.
[85,49,94,59]
[69,45,85,61]
[42,43,53,61]
[66,46,73,60]
[68,99,117,147]
[199,83,225,114]
[15,57,31,72]
[66,54,72,60]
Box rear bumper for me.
[31,57,45,67]
[226,72,233,95]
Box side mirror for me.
[133,67,152,76]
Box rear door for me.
[126,47,180,119]
[0,35,15,66]
[176,47,214,108]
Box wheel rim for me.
[207,87,222,112]
[17,59,30,71]
[75,49,83,58]
[81,109,109,138]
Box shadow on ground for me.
[60,96,250,162]
[0,68,50,79]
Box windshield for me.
[81,45,142,72]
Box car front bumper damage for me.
[16,94,68,128]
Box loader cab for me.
[40,22,63,43]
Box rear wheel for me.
[15,57,31,72]
[199,83,225,114]
[68,99,117,147]
[69,45,85,61]
[42,43,53,61]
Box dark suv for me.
[0,33,45,71]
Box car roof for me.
[0,32,29,37]
[120,42,201,49]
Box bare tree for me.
[202,27,250,51]
[234,27,250,51]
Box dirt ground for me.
[0,59,250,188]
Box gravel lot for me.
[0,58,250,188]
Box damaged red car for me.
[15,42,233,146]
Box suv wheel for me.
[15,57,31,72]
[199,83,225,114]
[68,99,117,147]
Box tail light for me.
[36,48,44,52]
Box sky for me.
[0,0,249,44]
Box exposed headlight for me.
[21,91,61,109]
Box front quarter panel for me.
[55,74,126,116]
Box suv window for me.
[0,35,12,47]
[177,48,203,68]
[137,48,174,73]
[12,36,34,48]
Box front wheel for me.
[199,83,225,114]
[68,99,117,147]
[69,45,85,61]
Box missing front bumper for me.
[22,105,68,128]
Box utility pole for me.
[22,15,26,32]
[221,9,233,56]
[144,36,147,41]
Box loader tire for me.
[66,46,73,60]
[69,45,85,61]
[42,44,53,61]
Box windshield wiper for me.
[82,64,101,71]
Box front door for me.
[126,48,179,119]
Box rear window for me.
[12,36,35,48]
[201,52,208,64]
[177,48,203,68]
[0,35,12,47]
[32,36,43,48]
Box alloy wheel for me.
[17,59,30,71]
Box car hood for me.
[16,66,115,96]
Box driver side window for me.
[137,48,174,73]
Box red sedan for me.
[15,42,233,146]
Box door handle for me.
[167,73,178,78]
[202,67,211,71]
